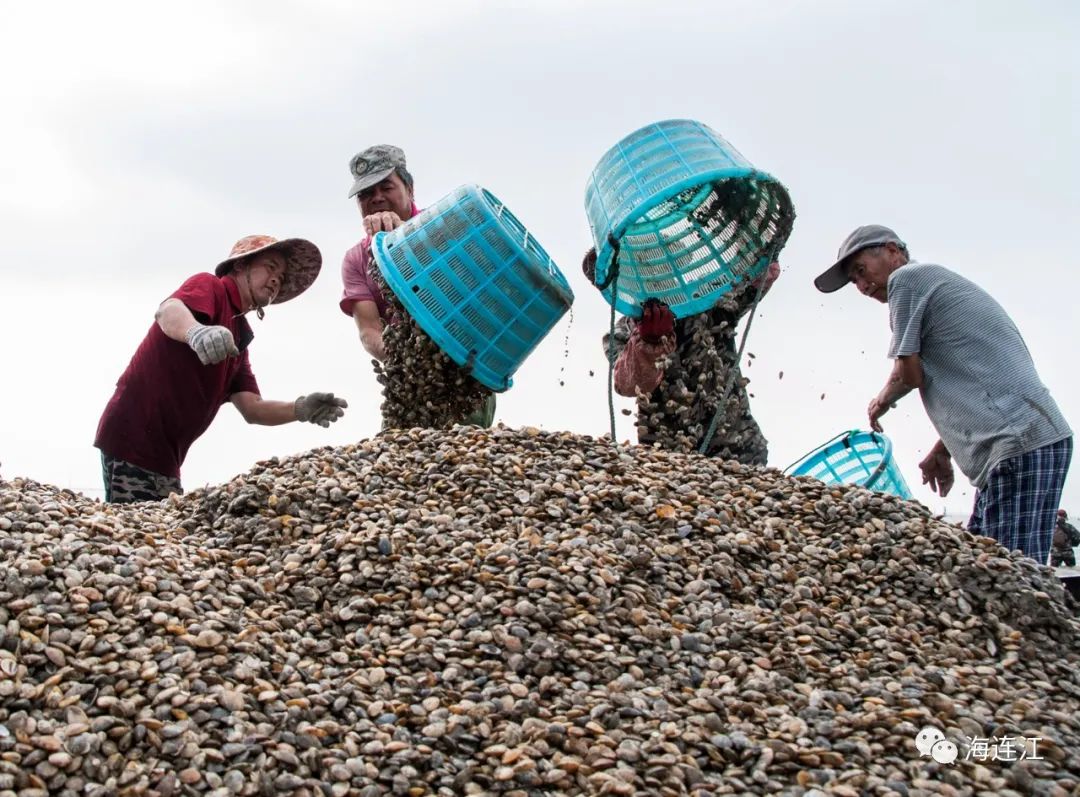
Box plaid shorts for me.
[101,453,183,504]
[967,437,1073,565]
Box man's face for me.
[358,171,414,219]
[241,251,287,307]
[844,245,899,303]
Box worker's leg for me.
[966,438,1072,564]
[100,452,183,504]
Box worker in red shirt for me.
[95,235,348,503]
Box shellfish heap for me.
[1,426,1078,796]
[370,268,492,430]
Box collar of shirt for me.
[221,275,256,350]
[222,275,245,314]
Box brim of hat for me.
[348,166,395,198]
[814,259,850,293]
[215,238,323,304]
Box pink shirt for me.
[339,238,391,321]
[339,203,421,322]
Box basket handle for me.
[783,429,859,474]
[862,432,891,489]
[785,429,896,492]
[593,233,621,291]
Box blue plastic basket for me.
[585,119,795,319]
[785,430,913,499]
[371,184,574,392]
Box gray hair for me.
[395,166,414,192]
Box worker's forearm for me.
[897,354,924,389]
[360,330,385,362]
[877,359,919,405]
[877,378,913,406]
[351,303,386,362]
[242,398,297,426]
[155,299,200,343]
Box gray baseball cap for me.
[347,145,407,198]
[815,224,905,293]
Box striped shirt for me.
[887,262,1071,488]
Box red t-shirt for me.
[95,273,261,478]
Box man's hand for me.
[637,298,675,344]
[295,392,348,427]
[919,447,954,496]
[363,211,404,236]
[867,396,893,432]
[185,324,239,365]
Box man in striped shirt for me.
[815,225,1072,564]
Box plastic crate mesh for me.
[586,119,795,318]
[372,185,574,391]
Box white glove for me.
[295,392,348,427]
[185,324,239,365]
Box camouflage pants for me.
[101,453,183,504]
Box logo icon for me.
[931,739,959,764]
[915,726,958,764]
[915,726,1045,765]
[915,726,945,756]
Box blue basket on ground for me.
[784,430,913,499]
[584,119,795,319]
[371,184,574,392]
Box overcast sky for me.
[2,0,1077,521]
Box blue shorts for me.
[967,437,1072,565]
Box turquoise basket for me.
[585,119,795,319]
[785,430,913,499]
[371,184,574,392]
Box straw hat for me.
[215,235,322,304]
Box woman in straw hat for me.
[95,235,348,503]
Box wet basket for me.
[785,430,913,499]
[371,184,574,392]
[585,119,795,318]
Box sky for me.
[1,0,1077,521]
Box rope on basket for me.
[698,242,781,455]
[597,234,621,443]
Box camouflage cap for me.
[348,145,407,198]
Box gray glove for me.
[295,392,348,427]
[185,324,239,365]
